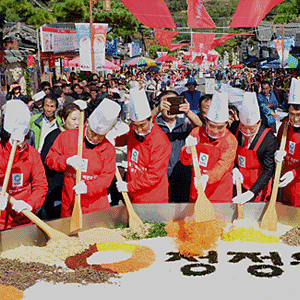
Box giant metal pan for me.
[1,202,299,252]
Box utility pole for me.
[89,0,95,73]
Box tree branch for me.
[30,0,54,12]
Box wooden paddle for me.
[0,140,18,205]
[115,167,144,229]
[7,193,68,240]
[191,145,216,222]
[70,100,87,234]
[260,121,289,231]
[236,178,244,219]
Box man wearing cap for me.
[275,78,300,207]
[180,78,203,114]
[180,91,238,203]
[231,92,277,205]
[115,88,172,203]
[45,99,120,217]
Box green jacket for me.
[30,113,63,150]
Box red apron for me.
[190,143,233,203]
[235,128,272,202]
[281,124,300,206]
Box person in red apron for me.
[181,91,238,203]
[45,99,121,217]
[275,78,300,207]
[232,92,277,205]
[115,88,172,203]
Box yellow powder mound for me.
[165,220,225,257]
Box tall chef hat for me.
[206,91,229,123]
[288,78,300,104]
[88,98,121,135]
[4,100,31,142]
[239,92,260,126]
[129,88,151,122]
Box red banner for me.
[0,51,4,65]
[49,57,56,72]
[230,0,284,28]
[154,29,179,49]
[192,55,204,65]
[27,55,35,72]
[211,33,253,49]
[192,33,215,53]
[187,0,216,28]
[169,43,189,51]
[63,57,69,72]
[121,0,176,28]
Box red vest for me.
[235,127,272,202]
[281,122,300,206]
[190,133,233,203]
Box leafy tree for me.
[273,0,300,23]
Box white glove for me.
[0,195,8,210]
[194,174,209,191]
[116,181,128,192]
[232,191,254,204]
[278,171,294,188]
[12,200,32,213]
[185,136,197,154]
[232,168,244,185]
[73,180,87,194]
[275,150,287,163]
[67,155,83,171]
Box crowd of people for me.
[0,65,300,230]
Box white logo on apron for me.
[238,155,246,168]
[12,173,23,188]
[81,159,88,173]
[199,153,209,167]
[289,141,296,155]
[131,149,139,163]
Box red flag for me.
[230,0,284,28]
[192,55,204,65]
[121,0,176,28]
[187,0,216,28]
[192,33,215,53]
[169,43,189,51]
[154,29,179,49]
[211,33,253,49]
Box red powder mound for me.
[165,220,225,257]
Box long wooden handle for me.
[236,178,244,219]
[76,110,85,184]
[269,121,289,206]
[1,140,18,197]
[115,168,134,210]
[191,145,201,181]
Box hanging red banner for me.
[63,57,69,72]
[230,0,284,28]
[27,55,35,73]
[192,55,204,65]
[169,43,190,51]
[49,57,56,73]
[192,33,215,53]
[121,0,176,28]
[154,28,179,49]
[187,0,216,28]
[211,33,253,49]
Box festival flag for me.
[154,28,179,49]
[169,43,190,51]
[211,33,253,50]
[274,39,289,67]
[287,54,299,69]
[27,55,35,73]
[63,57,69,72]
[230,0,284,28]
[121,0,176,28]
[187,0,216,28]
[192,32,215,53]
[49,57,56,72]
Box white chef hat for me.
[206,91,229,123]
[32,91,46,102]
[4,100,31,142]
[129,88,151,122]
[239,92,260,126]
[88,98,121,135]
[288,78,300,104]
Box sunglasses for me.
[43,88,51,91]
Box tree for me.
[273,0,300,23]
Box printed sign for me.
[81,159,88,173]
[131,149,139,163]
[199,153,209,167]
[289,141,296,155]
[238,155,246,168]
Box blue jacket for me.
[180,90,203,112]
[156,115,191,177]
[257,92,279,126]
